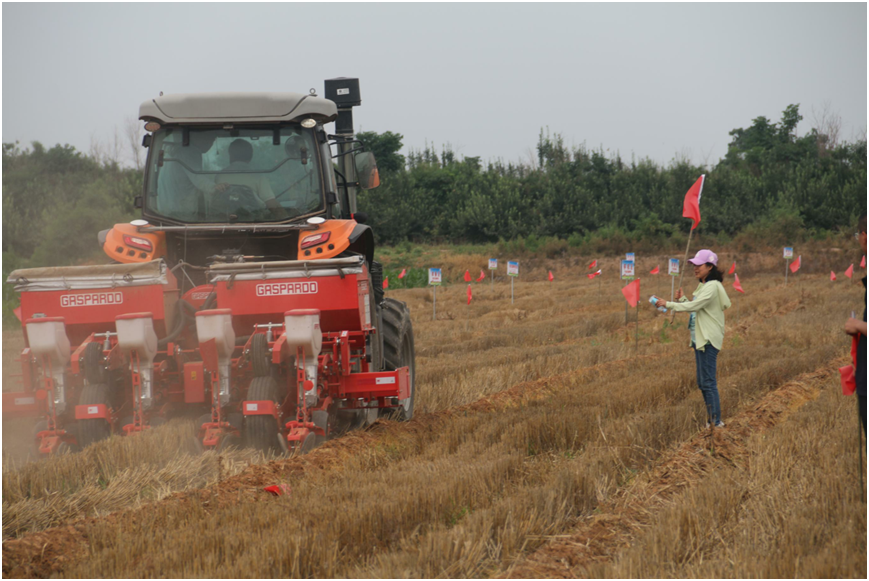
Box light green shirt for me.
[666,280,731,351]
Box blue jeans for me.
[693,343,721,425]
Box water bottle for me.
[649,296,667,313]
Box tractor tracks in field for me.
[0,293,810,578]
[501,360,843,578]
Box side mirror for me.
[134,196,143,209]
[354,152,380,190]
[142,134,152,148]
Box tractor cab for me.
[101,80,380,291]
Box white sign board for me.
[488,258,498,270]
[428,268,442,286]
[621,260,635,279]
[668,258,680,275]
[783,247,794,259]
[507,261,519,277]
[625,252,635,262]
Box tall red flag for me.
[728,262,736,275]
[463,270,471,282]
[476,269,485,282]
[383,276,389,289]
[588,269,602,279]
[621,278,640,307]
[650,266,659,275]
[845,264,854,279]
[398,268,407,279]
[733,273,744,294]
[862,255,866,268]
[467,284,472,305]
[789,255,801,273]
[548,270,554,282]
[682,175,705,230]
[588,259,597,269]
[830,271,837,281]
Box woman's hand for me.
[675,288,684,300]
[845,317,867,336]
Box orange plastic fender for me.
[103,223,166,263]
[298,219,357,260]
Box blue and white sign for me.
[783,247,794,259]
[668,258,680,276]
[507,261,519,277]
[428,268,442,286]
[625,252,635,262]
[488,258,498,270]
[621,260,635,280]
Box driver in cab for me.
[214,139,288,219]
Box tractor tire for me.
[83,342,106,385]
[250,334,271,378]
[77,383,113,448]
[243,376,282,453]
[380,298,416,421]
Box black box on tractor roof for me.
[325,77,361,108]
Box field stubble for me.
[2,254,866,578]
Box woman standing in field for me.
[653,249,731,428]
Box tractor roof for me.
[139,92,338,125]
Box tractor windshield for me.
[144,126,323,223]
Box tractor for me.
[5,78,416,455]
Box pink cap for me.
[688,249,718,266]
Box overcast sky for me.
[3,2,866,168]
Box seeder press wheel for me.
[77,383,112,448]
[243,376,283,453]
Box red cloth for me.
[467,284,472,305]
[463,270,471,282]
[587,269,602,279]
[588,259,597,269]
[621,278,640,307]
[728,262,736,275]
[732,273,744,294]
[862,255,867,268]
[650,266,659,275]
[13,306,22,322]
[383,277,388,289]
[682,175,705,230]
[548,271,554,282]
[398,268,407,279]
[789,255,801,273]
[841,335,859,395]
[476,270,485,282]
[830,271,837,281]
[845,264,854,279]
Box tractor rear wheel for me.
[243,376,282,453]
[77,383,112,448]
[380,298,416,421]
[250,334,271,378]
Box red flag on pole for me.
[862,255,866,268]
[830,271,837,281]
[548,271,554,282]
[398,268,407,279]
[383,276,389,289]
[476,269,485,282]
[789,255,801,273]
[650,266,659,275]
[733,273,744,294]
[463,270,471,283]
[588,259,597,269]
[845,264,854,279]
[682,175,705,231]
[588,269,602,279]
[621,278,640,307]
[728,262,736,275]
[467,284,472,305]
